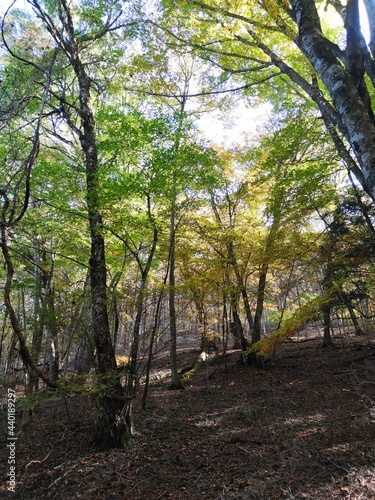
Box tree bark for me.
[291,0,375,201]
[75,275,96,374]
[322,303,334,348]
[364,0,375,60]
[26,239,44,393]
[168,199,183,389]
[56,0,131,448]
[127,224,158,397]
[43,251,60,384]
[229,291,248,350]
[253,262,268,345]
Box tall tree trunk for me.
[0,225,57,388]
[343,295,366,336]
[253,262,268,345]
[168,200,183,389]
[211,198,253,344]
[0,57,56,389]
[127,225,158,398]
[80,65,130,449]
[322,303,334,348]
[227,241,255,342]
[142,266,169,410]
[27,239,44,393]
[253,218,279,345]
[0,310,9,369]
[291,0,375,201]
[43,251,60,384]
[44,292,59,385]
[364,0,375,60]
[57,0,130,448]
[221,295,229,354]
[75,274,96,374]
[229,291,247,350]
[112,297,120,352]
[321,264,335,348]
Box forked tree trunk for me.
[229,292,247,350]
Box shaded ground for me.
[1,335,375,499]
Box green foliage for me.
[247,107,337,223]
[15,369,131,414]
[16,387,57,413]
[1,0,375,418]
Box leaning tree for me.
[159,0,375,202]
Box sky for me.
[197,101,272,146]
[1,0,371,148]
[197,1,371,146]
[360,0,370,41]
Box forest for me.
[1,0,375,498]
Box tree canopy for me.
[1,0,375,452]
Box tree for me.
[249,107,339,339]
[317,193,375,345]
[99,109,164,398]
[210,182,254,348]
[3,0,375,461]
[0,6,58,389]
[1,0,138,448]
[290,0,375,199]
[160,0,375,202]
[114,43,223,387]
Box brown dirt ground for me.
[1,335,375,499]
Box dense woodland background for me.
[1,0,375,490]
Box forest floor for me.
[1,335,375,499]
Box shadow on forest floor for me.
[1,335,375,499]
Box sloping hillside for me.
[1,336,375,499]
